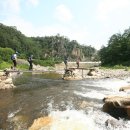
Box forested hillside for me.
[0,23,98,62]
[99,27,130,66]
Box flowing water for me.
[0,72,130,130]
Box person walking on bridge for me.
[76,57,81,68]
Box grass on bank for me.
[33,59,62,67]
[0,61,12,70]
[0,61,28,70]
[100,64,130,70]
[0,58,62,70]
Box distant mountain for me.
[0,23,98,61]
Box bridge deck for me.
[0,70,57,73]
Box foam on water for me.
[35,109,130,130]
[74,90,106,100]
[93,78,129,91]
[29,109,97,130]
[76,78,130,100]
[8,108,22,118]
[42,110,95,130]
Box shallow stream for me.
[0,72,130,130]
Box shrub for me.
[0,47,15,62]
[33,58,62,67]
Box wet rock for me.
[87,68,101,76]
[79,101,89,108]
[103,96,130,119]
[9,115,29,130]
[29,116,52,130]
[62,69,83,80]
[119,86,130,92]
[105,117,126,129]
[0,70,16,89]
[0,72,4,76]
[2,78,12,84]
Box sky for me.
[0,0,130,50]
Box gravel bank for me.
[84,68,130,79]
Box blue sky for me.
[0,0,130,50]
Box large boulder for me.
[103,96,130,119]
[0,75,15,89]
[0,69,16,89]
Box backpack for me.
[28,57,32,62]
[11,54,15,60]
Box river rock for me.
[29,116,52,130]
[103,96,130,119]
[87,68,101,76]
[79,101,89,108]
[0,72,4,76]
[105,117,126,129]
[62,68,83,80]
[119,86,130,92]
[0,71,16,89]
[10,115,29,130]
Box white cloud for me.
[54,4,73,23]
[26,0,39,7]
[95,0,130,49]
[2,16,35,36]
[97,0,130,21]
[0,0,21,16]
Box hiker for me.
[28,55,33,70]
[11,52,18,70]
[64,56,68,69]
[76,57,80,68]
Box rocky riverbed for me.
[88,68,130,79]
[62,67,130,80]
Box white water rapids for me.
[29,78,130,130]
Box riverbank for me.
[54,62,130,79]
[84,68,130,79]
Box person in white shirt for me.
[11,52,18,70]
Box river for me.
[0,72,130,130]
